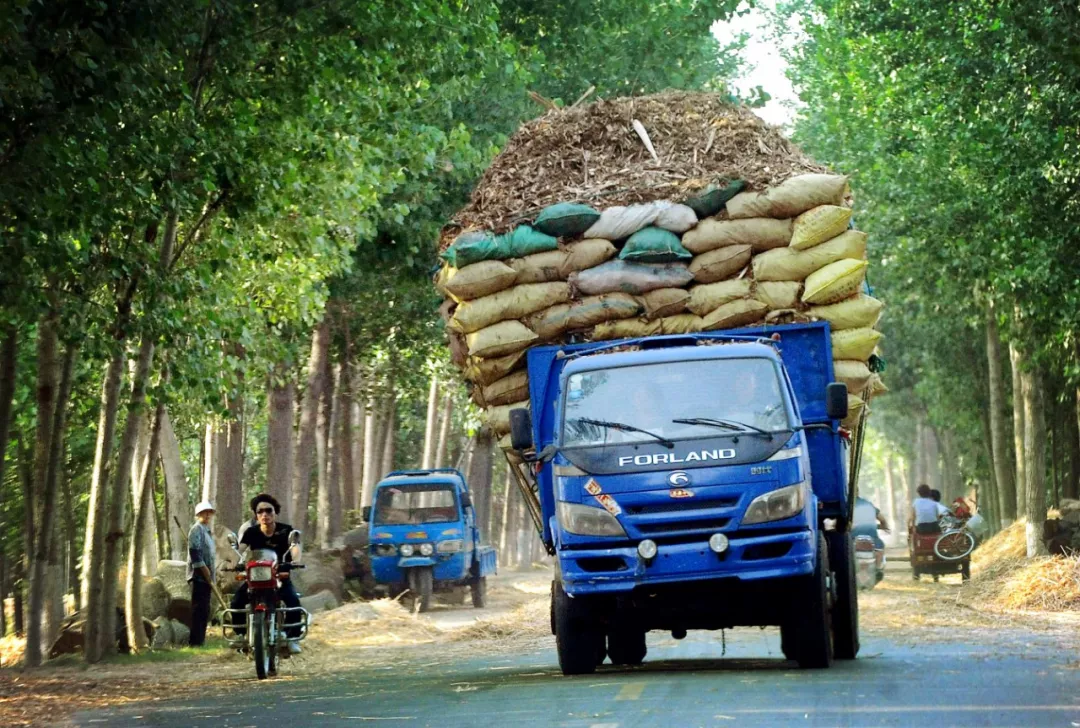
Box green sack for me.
[683,180,747,218]
[440,226,557,267]
[533,202,601,238]
[619,227,692,263]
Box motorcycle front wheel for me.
[253,611,270,680]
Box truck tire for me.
[779,623,797,661]
[594,633,608,666]
[795,533,834,669]
[607,627,647,666]
[550,581,557,635]
[553,581,598,675]
[827,530,860,660]
[471,576,488,608]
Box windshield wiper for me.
[570,417,675,449]
[672,417,775,438]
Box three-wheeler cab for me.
[364,468,497,612]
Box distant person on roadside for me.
[187,500,216,647]
[909,484,949,535]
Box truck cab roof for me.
[561,339,782,377]
[376,468,469,493]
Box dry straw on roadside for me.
[967,518,1080,612]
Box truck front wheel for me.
[607,627,647,666]
[553,581,598,675]
[827,530,860,660]
[794,533,834,669]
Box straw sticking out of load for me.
[434,93,885,441]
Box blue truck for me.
[504,322,863,674]
[363,469,498,612]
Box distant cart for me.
[910,516,974,582]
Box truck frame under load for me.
[504,322,863,674]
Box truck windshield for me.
[373,484,459,525]
[562,357,791,448]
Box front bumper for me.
[559,527,814,596]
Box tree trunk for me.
[422,377,440,469]
[315,349,336,545]
[883,455,898,543]
[380,393,397,478]
[924,426,942,496]
[201,422,218,504]
[0,549,6,637]
[159,409,192,560]
[125,397,164,652]
[292,319,330,533]
[130,407,160,578]
[341,361,357,516]
[1064,388,1080,500]
[97,331,157,660]
[61,467,79,613]
[360,392,380,508]
[216,357,245,538]
[978,408,1001,533]
[25,309,59,667]
[267,366,296,516]
[497,465,512,557]
[913,421,926,488]
[434,393,453,469]
[986,307,1016,523]
[44,341,77,654]
[501,478,517,568]
[1023,365,1048,556]
[81,348,125,663]
[466,430,495,538]
[1051,399,1061,510]
[939,430,958,503]
[1010,341,1028,519]
[0,325,16,513]
[319,364,343,549]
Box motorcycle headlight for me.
[248,565,274,582]
[556,501,626,537]
[742,483,806,525]
[419,543,434,556]
[399,544,415,557]
[437,539,464,553]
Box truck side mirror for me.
[361,506,371,523]
[826,382,849,420]
[460,491,473,509]
[509,408,533,450]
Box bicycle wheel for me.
[934,530,975,561]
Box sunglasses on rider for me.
[256,507,275,515]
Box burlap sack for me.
[571,260,694,296]
[591,318,663,341]
[653,202,699,233]
[466,321,539,359]
[687,280,753,315]
[754,281,803,310]
[638,288,690,319]
[466,349,528,386]
[726,174,849,219]
[802,259,868,305]
[752,230,867,282]
[701,298,769,330]
[807,294,883,331]
[868,373,889,397]
[562,239,618,275]
[444,260,518,300]
[833,360,872,394]
[689,244,752,283]
[660,313,705,334]
[681,217,793,254]
[508,239,617,283]
[526,293,641,340]
[583,203,661,240]
[482,371,530,407]
[451,282,571,333]
[841,394,866,430]
[831,327,882,361]
[485,400,530,437]
[790,205,853,250]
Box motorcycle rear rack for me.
[221,606,310,647]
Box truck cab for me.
[364,469,497,612]
[506,323,859,674]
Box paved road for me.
[74,616,1080,728]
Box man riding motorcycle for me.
[231,493,304,654]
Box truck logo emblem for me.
[668,471,690,487]
[669,488,694,499]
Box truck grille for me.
[636,517,731,535]
[624,497,737,515]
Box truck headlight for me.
[557,501,626,537]
[399,544,415,557]
[437,539,464,553]
[419,543,434,556]
[742,483,806,525]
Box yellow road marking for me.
[615,682,645,701]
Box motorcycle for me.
[222,529,311,679]
[854,534,885,590]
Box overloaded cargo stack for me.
[434,92,885,447]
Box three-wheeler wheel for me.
[826,529,860,660]
[408,567,434,613]
[471,575,488,608]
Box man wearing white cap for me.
[187,500,216,646]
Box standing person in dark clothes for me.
[230,493,304,653]
[187,500,217,646]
